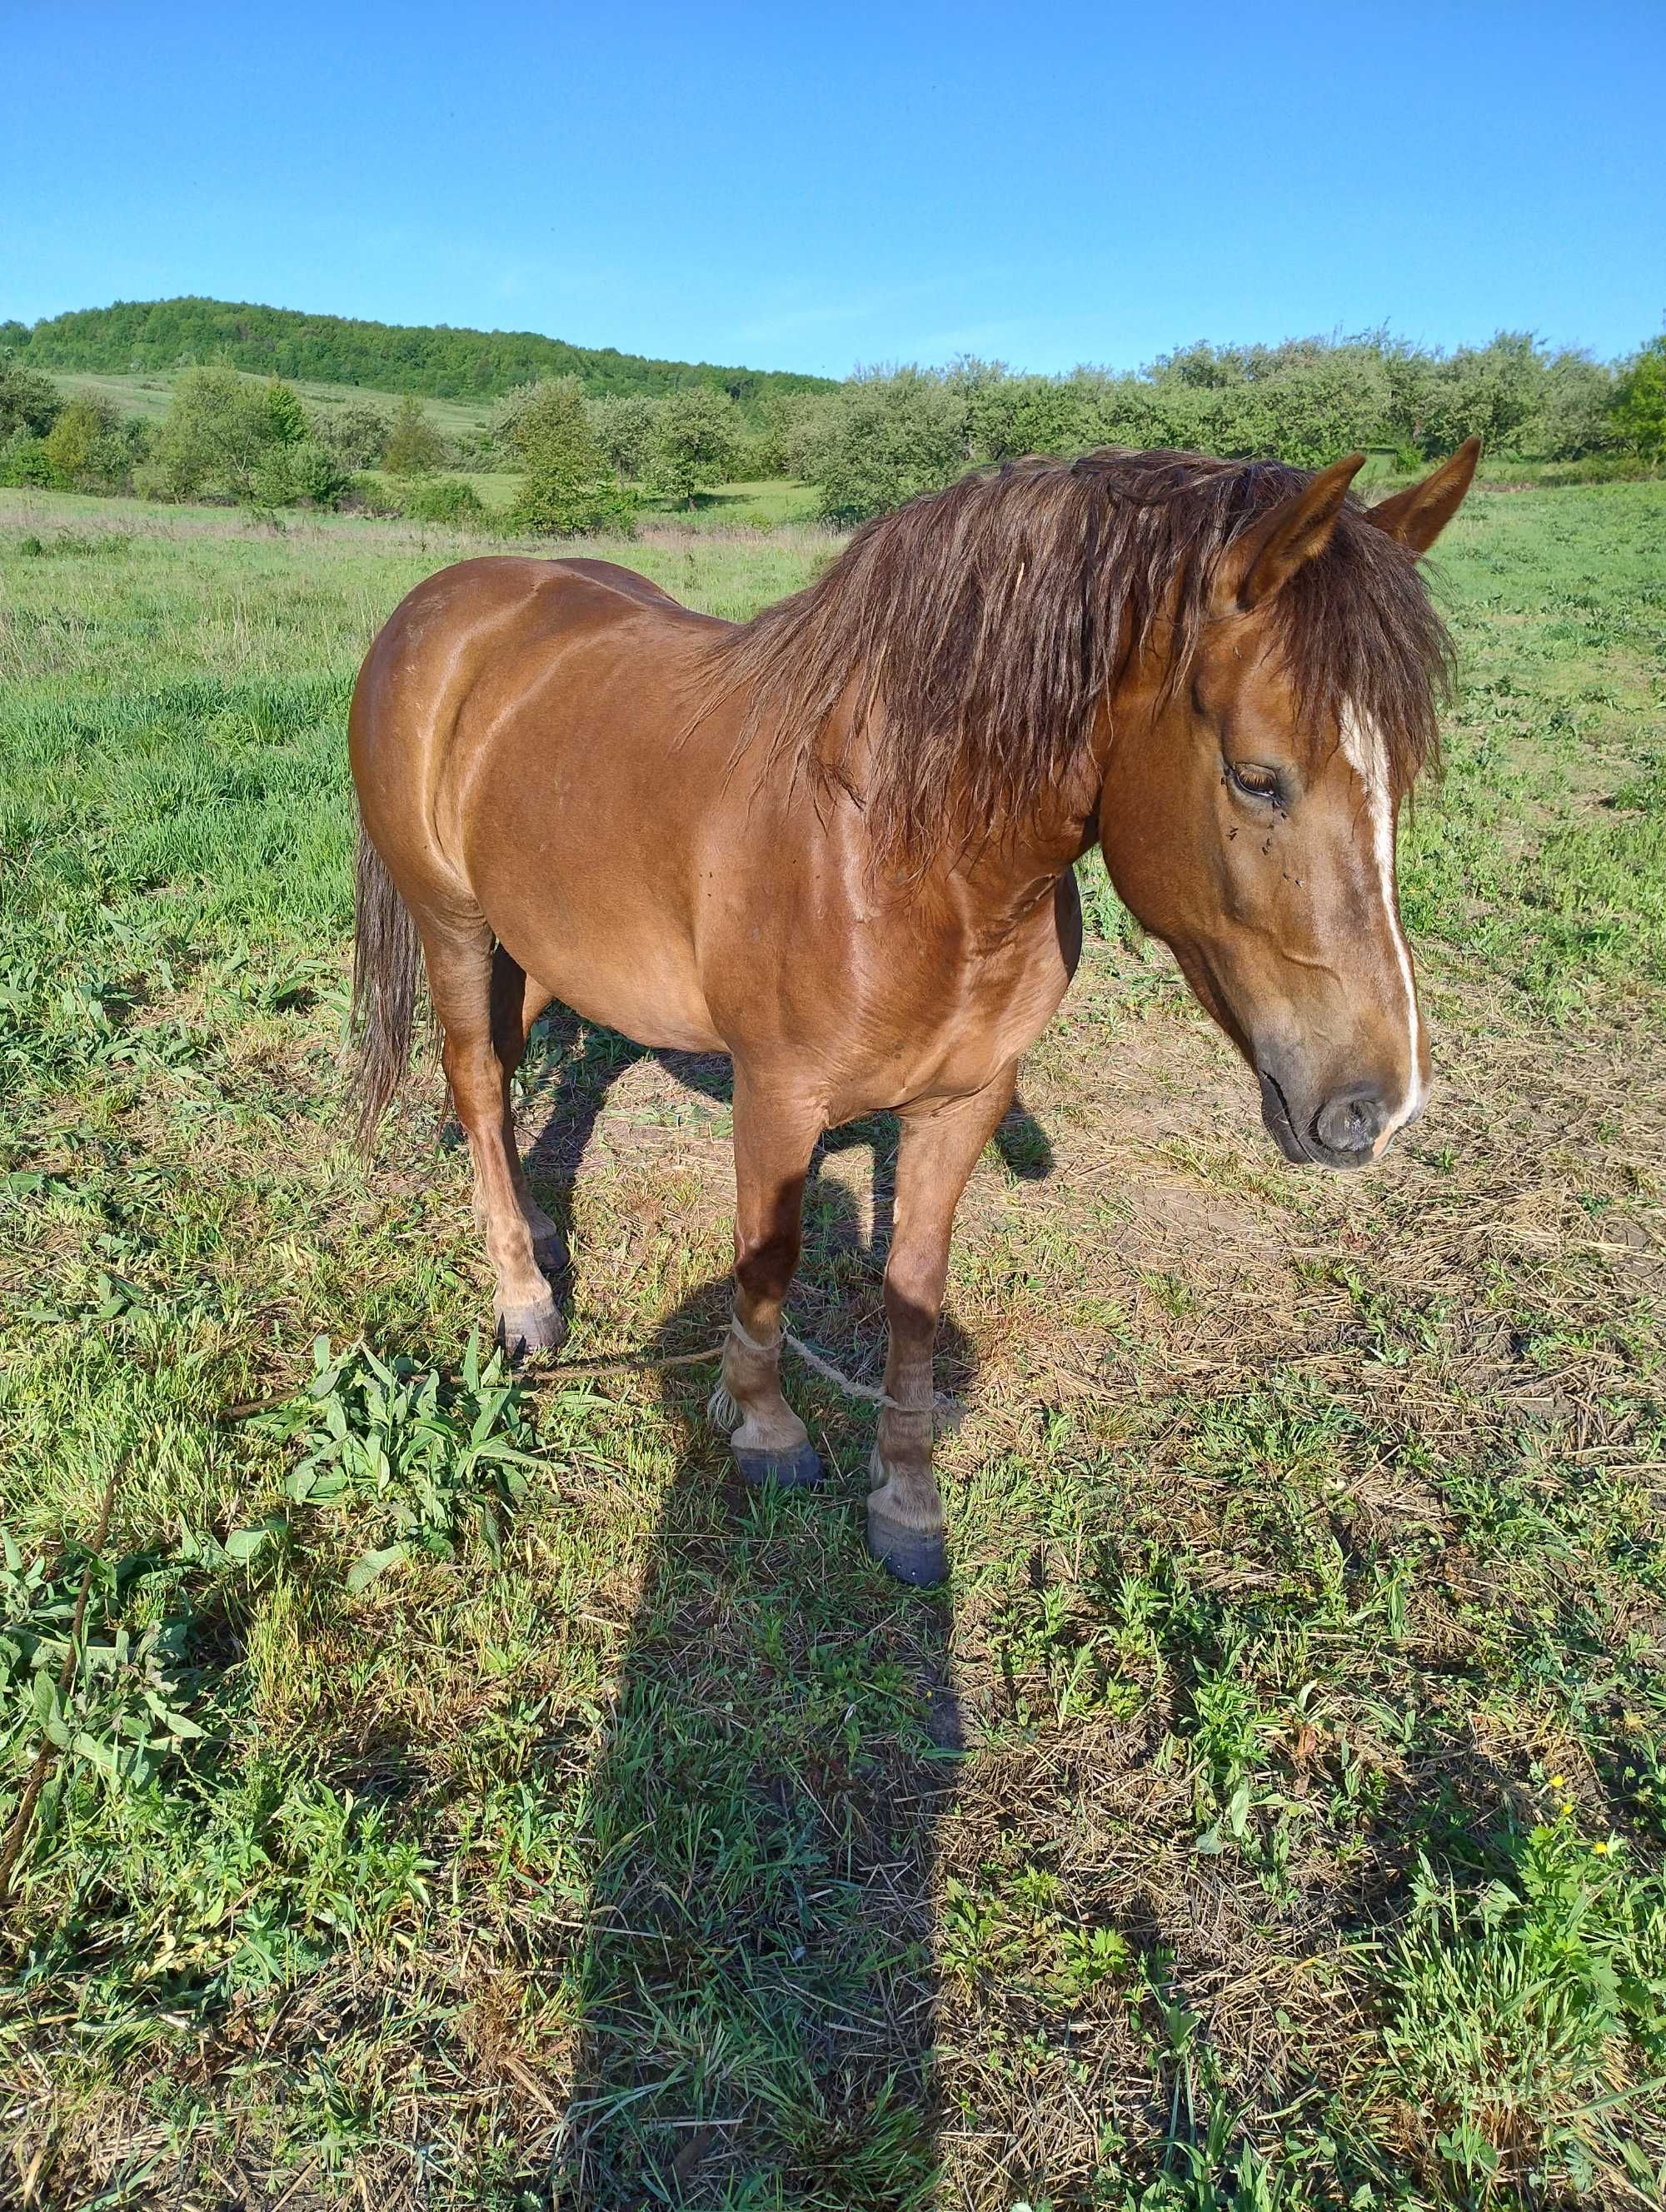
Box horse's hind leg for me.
[421,914,563,1358]
[494,950,563,1272]
[867,1069,1017,1586]
[711,1072,823,1487]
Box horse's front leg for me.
[868,1069,1017,1585]
[711,1073,824,1487]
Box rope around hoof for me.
[780,1330,960,1425]
[526,1319,961,1425]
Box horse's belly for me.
[486,872,722,1054]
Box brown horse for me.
[348,439,1479,1583]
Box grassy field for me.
[57,369,500,446]
[1,479,1664,2211]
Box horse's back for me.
[360,554,694,684]
[351,553,712,822]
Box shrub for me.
[816,369,971,523]
[342,471,402,516]
[774,391,848,482]
[965,369,1100,462]
[646,385,743,508]
[0,432,54,487]
[398,474,487,526]
[40,396,139,491]
[510,376,634,536]
[145,366,278,503]
[1254,353,1393,467]
[1613,336,1666,462]
[312,400,393,470]
[1532,350,1619,460]
[1417,331,1545,457]
[588,393,658,482]
[262,377,308,446]
[287,440,355,509]
[488,380,542,457]
[0,359,62,441]
[77,425,145,496]
[1137,337,1394,466]
[382,393,451,476]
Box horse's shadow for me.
[516,1009,1052,1298]
[513,1018,1050,2206]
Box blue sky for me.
[5,1,1661,376]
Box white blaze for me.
[1339,704,1424,1151]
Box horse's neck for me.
[932,760,1104,931]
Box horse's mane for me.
[699,449,1454,864]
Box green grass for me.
[1,481,1664,2210]
[57,367,501,446]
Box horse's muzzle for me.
[1258,1069,1409,1171]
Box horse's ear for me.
[1214,453,1365,615]
[1364,436,1481,555]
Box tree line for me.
[779,331,1666,521]
[1,296,835,408]
[0,361,769,526]
[3,327,1663,533]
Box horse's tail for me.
[351,820,425,1149]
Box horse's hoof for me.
[866,1501,949,1587]
[495,1298,565,1361]
[733,1442,823,1489]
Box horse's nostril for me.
[1314,1090,1388,1157]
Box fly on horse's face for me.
[1100,441,1479,1171]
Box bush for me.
[1136,337,1394,466]
[312,401,393,470]
[588,393,658,482]
[488,381,541,458]
[38,409,105,495]
[816,369,971,523]
[382,393,451,476]
[768,331,1659,513]
[0,431,54,488]
[509,376,634,536]
[1614,337,1666,462]
[964,368,1100,462]
[341,471,402,516]
[262,377,308,446]
[287,440,355,509]
[1534,351,1620,460]
[398,475,488,526]
[771,391,848,483]
[27,396,140,493]
[0,359,62,441]
[647,386,742,507]
[144,366,280,503]
[1416,331,1545,457]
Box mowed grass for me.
[1,481,1664,2211]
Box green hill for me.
[1,296,835,408]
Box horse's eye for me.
[1228,761,1281,802]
